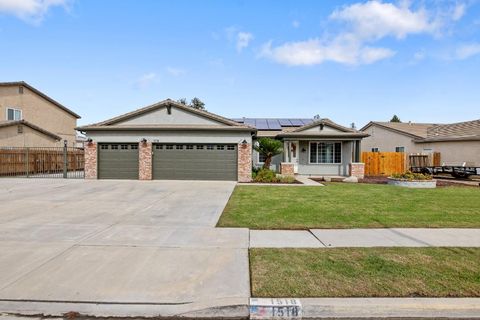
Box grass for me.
[217,183,480,229]
[250,248,480,297]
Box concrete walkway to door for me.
[0,179,249,318]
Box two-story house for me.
[0,82,80,147]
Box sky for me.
[0,0,479,127]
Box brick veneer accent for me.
[280,162,295,177]
[139,142,152,180]
[238,142,252,182]
[84,142,97,179]
[349,162,365,179]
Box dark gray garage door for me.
[98,143,139,179]
[153,144,237,181]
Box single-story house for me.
[77,99,368,181]
[234,117,368,176]
[361,119,480,165]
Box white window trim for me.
[308,141,343,165]
[257,151,267,164]
[6,108,22,121]
[395,146,405,152]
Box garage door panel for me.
[98,144,139,179]
[153,144,237,181]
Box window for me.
[101,145,108,150]
[258,153,267,163]
[196,145,204,150]
[166,145,174,149]
[121,144,128,150]
[395,146,405,152]
[206,145,214,150]
[176,145,183,150]
[371,147,379,152]
[227,145,235,150]
[130,144,138,150]
[216,145,225,150]
[155,145,163,150]
[111,145,118,150]
[309,142,342,164]
[186,145,194,150]
[6,108,22,121]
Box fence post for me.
[63,140,68,178]
[26,147,29,178]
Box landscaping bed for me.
[217,184,480,229]
[250,247,480,297]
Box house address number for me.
[250,298,302,319]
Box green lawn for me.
[250,248,480,297]
[217,184,480,229]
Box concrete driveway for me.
[0,179,249,318]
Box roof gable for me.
[0,120,61,140]
[360,121,436,139]
[293,119,355,133]
[0,81,80,119]
[78,99,254,131]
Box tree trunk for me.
[263,156,272,169]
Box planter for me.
[387,178,437,188]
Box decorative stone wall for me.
[139,142,152,180]
[280,162,295,177]
[238,142,252,182]
[349,162,365,179]
[84,142,97,179]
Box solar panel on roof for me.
[255,119,269,130]
[244,119,257,127]
[278,119,293,126]
[300,119,314,125]
[289,119,304,126]
[267,119,282,130]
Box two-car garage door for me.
[97,143,237,180]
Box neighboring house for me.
[77,99,255,181]
[0,81,80,147]
[235,118,368,176]
[361,120,480,165]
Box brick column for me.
[280,162,295,177]
[238,142,252,182]
[139,142,152,180]
[349,162,365,179]
[84,142,97,179]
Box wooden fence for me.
[0,147,84,177]
[362,152,406,176]
[362,152,442,176]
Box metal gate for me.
[0,145,85,178]
[152,143,237,181]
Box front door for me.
[290,141,299,173]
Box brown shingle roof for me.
[360,121,437,139]
[0,81,80,119]
[418,119,480,142]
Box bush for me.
[254,168,278,183]
[390,171,432,181]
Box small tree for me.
[177,98,188,105]
[254,138,283,169]
[190,97,206,110]
[390,115,401,122]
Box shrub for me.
[254,169,278,183]
[390,171,433,181]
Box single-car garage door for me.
[153,143,237,181]
[98,143,139,179]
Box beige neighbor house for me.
[361,120,480,166]
[0,81,80,147]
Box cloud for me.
[0,0,69,24]
[166,67,186,77]
[134,73,156,89]
[260,1,464,66]
[455,43,480,60]
[260,36,395,66]
[236,31,253,52]
[452,3,466,21]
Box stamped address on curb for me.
[250,298,302,319]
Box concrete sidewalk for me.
[250,228,480,248]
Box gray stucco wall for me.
[361,125,420,153]
[416,140,480,166]
[297,140,353,176]
[86,130,252,145]
[119,106,222,126]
